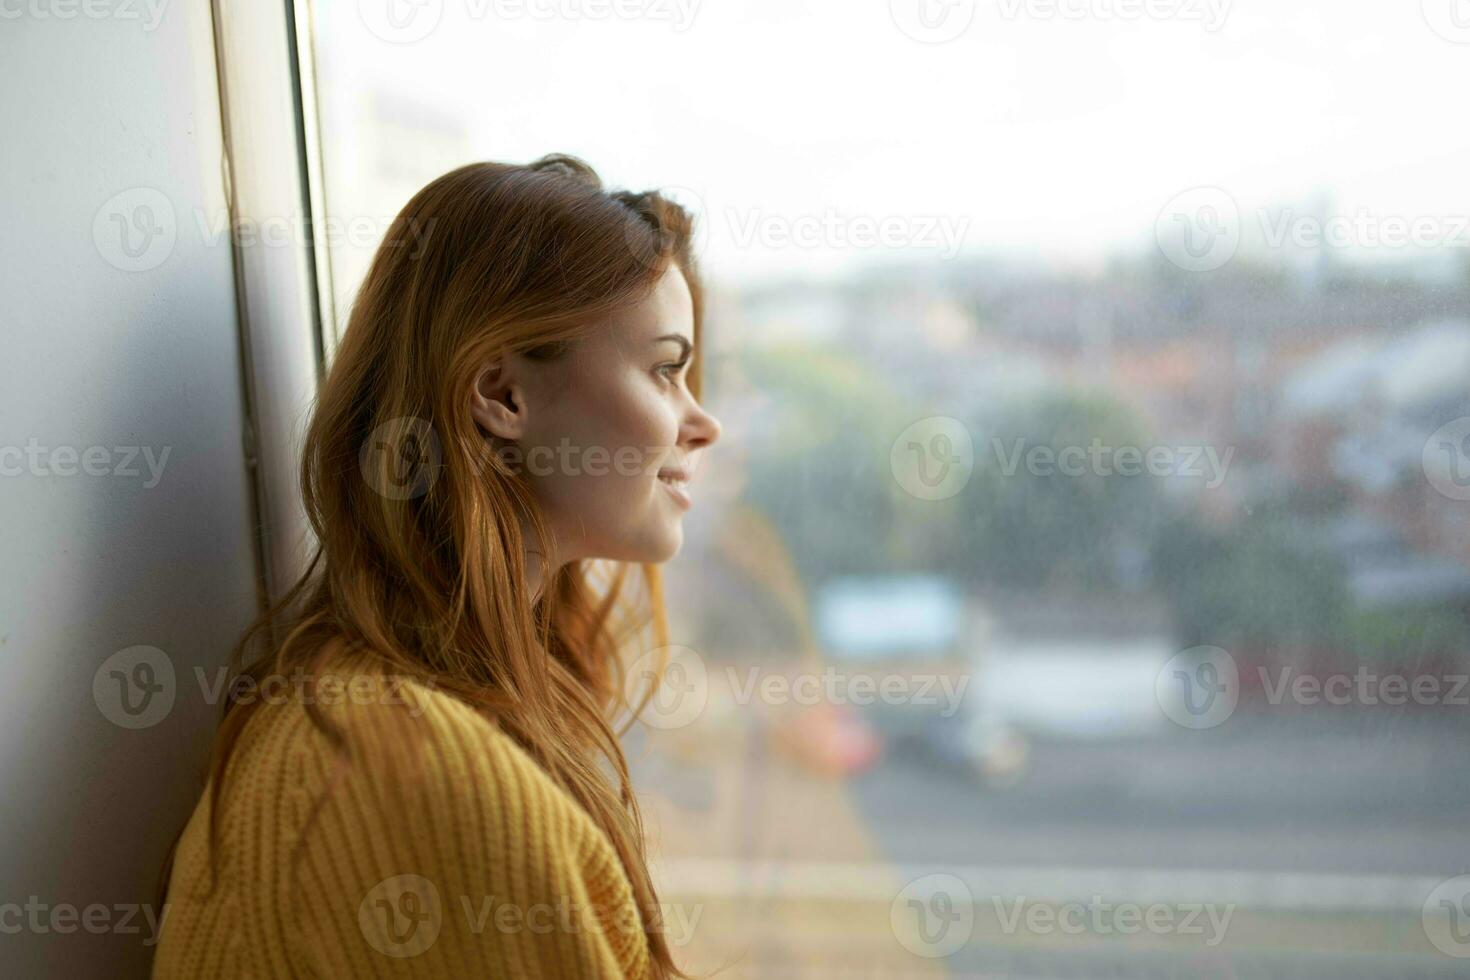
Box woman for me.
[152,154,722,978]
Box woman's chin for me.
[650,524,684,563]
[641,520,685,564]
[593,523,683,565]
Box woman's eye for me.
[657,361,688,382]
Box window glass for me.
[311,3,1470,975]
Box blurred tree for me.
[1151,507,1348,650]
[736,344,914,585]
[945,388,1162,592]
[1329,604,1469,667]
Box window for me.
[308,3,1470,975]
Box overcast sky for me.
[317,0,1470,284]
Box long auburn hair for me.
[160,154,703,978]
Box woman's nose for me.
[687,406,721,450]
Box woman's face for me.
[472,264,722,569]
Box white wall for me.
[0,5,262,975]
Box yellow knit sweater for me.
[152,649,654,978]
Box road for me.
[635,711,1470,977]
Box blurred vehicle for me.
[975,636,1177,739]
[812,575,1029,783]
[770,701,884,778]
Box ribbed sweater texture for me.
[152,650,653,978]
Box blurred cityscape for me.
[317,72,1470,980]
[637,251,1470,978]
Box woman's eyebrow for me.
[653,334,693,359]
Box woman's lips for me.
[657,470,692,510]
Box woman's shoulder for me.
[234,643,601,847]
[159,645,652,978]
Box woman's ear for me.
[470,358,527,440]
